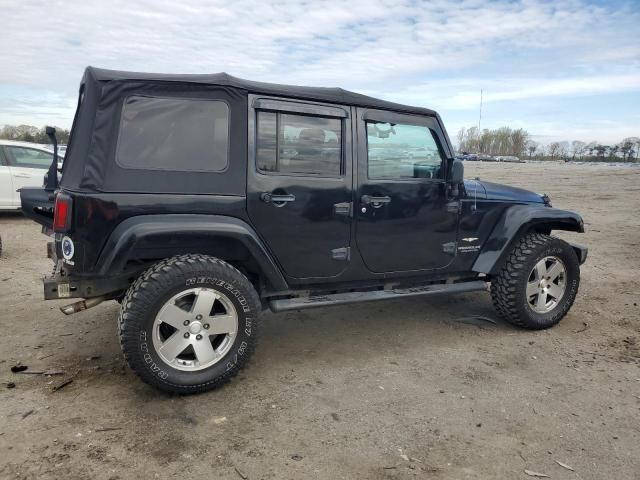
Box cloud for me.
[388,73,640,110]
[0,0,638,142]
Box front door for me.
[247,96,353,280]
[355,108,458,273]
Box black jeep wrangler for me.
[21,67,587,393]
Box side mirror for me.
[449,158,464,184]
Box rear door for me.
[247,96,353,280]
[0,148,15,208]
[355,108,459,273]
[4,146,52,206]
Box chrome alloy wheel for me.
[526,256,567,314]
[152,287,238,371]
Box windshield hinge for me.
[331,247,351,261]
[446,200,461,214]
[334,202,352,217]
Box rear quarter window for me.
[115,96,229,172]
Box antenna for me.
[478,89,483,132]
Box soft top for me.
[60,67,447,195]
[85,67,437,117]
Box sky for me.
[1,0,638,145]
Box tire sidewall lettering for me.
[139,330,169,380]
[226,341,248,372]
[186,276,252,313]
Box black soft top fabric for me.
[85,67,437,117]
[60,67,445,194]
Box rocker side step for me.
[268,280,488,312]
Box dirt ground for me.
[0,162,639,480]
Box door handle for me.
[261,192,296,207]
[361,195,391,206]
[14,174,31,178]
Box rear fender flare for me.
[96,214,288,291]
[472,205,584,275]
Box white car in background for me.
[0,140,58,210]
[43,144,67,159]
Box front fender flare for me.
[95,214,288,291]
[472,205,584,275]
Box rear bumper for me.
[44,256,130,300]
[569,242,588,265]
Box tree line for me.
[457,126,529,158]
[0,124,70,144]
[457,126,639,162]
[540,139,639,162]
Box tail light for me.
[53,193,72,232]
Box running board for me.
[268,280,488,312]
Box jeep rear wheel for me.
[119,254,260,394]
[490,233,580,329]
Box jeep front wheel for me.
[490,233,580,329]
[118,254,260,393]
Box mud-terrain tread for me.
[490,233,578,329]
[118,253,261,394]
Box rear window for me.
[115,96,229,172]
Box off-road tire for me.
[491,233,580,329]
[119,254,261,394]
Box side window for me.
[366,121,444,180]
[7,147,53,169]
[116,96,229,172]
[256,111,342,176]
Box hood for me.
[465,180,546,204]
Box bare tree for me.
[548,142,561,160]
[557,141,570,161]
[509,128,529,157]
[570,140,586,160]
[585,141,598,158]
[594,145,608,160]
[619,137,639,162]
[456,127,466,152]
[479,128,492,154]
[458,126,480,153]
